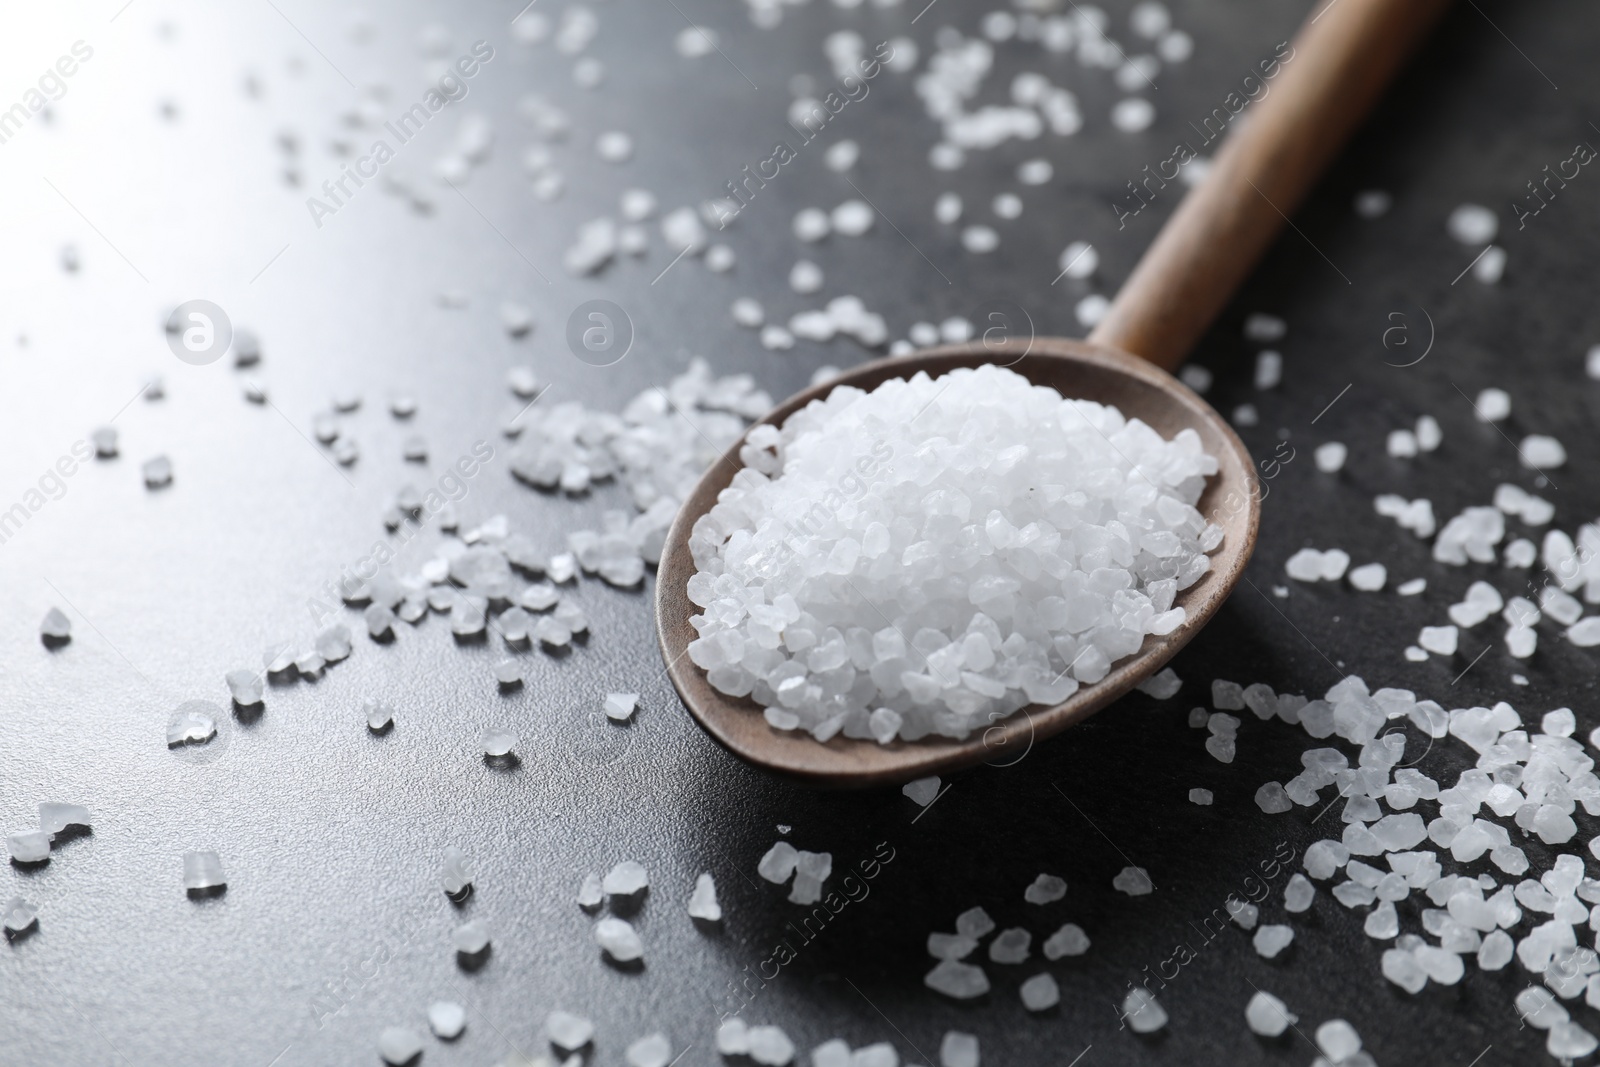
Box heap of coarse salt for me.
[686,366,1222,743]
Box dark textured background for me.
[1,0,1597,1064]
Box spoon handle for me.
[1089,0,1453,371]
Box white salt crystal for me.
[365,701,394,732]
[628,1034,672,1067]
[605,692,639,722]
[1252,924,1293,958]
[1284,874,1315,912]
[596,130,633,162]
[1550,1022,1599,1060]
[1113,867,1153,896]
[1137,668,1182,700]
[902,777,941,806]
[991,193,1022,220]
[169,709,217,747]
[825,140,859,172]
[759,842,799,884]
[38,803,90,837]
[1043,923,1090,959]
[1245,990,1295,1036]
[1474,387,1510,421]
[794,208,830,242]
[1020,972,1059,1011]
[961,226,999,253]
[1254,351,1282,390]
[364,603,395,639]
[142,455,172,487]
[925,959,991,999]
[1478,929,1513,969]
[1232,403,1259,427]
[1387,429,1418,457]
[1255,783,1291,814]
[1179,365,1213,393]
[1418,625,1458,655]
[596,917,643,961]
[1520,434,1567,469]
[6,831,50,864]
[2,896,38,934]
[717,1019,749,1056]
[91,426,118,457]
[940,1032,979,1067]
[1244,313,1287,342]
[1110,97,1154,132]
[934,192,962,224]
[1382,947,1427,993]
[1025,874,1067,904]
[182,850,225,891]
[689,872,722,921]
[832,200,874,236]
[988,927,1031,963]
[441,846,473,897]
[1057,241,1098,279]
[1447,203,1497,244]
[604,860,649,898]
[454,918,491,955]
[1075,294,1109,327]
[732,298,765,328]
[428,1001,465,1040]
[482,728,517,757]
[1188,788,1213,805]
[1398,578,1427,596]
[378,1027,423,1065]
[1315,1020,1362,1061]
[1121,987,1167,1032]
[39,607,71,642]
[547,1010,593,1051]
[1365,900,1399,939]
[1355,190,1392,218]
[1348,563,1386,591]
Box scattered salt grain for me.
[1122,987,1167,1033]
[6,831,49,864]
[1418,625,1458,655]
[481,728,517,758]
[1025,874,1067,905]
[935,192,962,224]
[961,225,999,253]
[925,959,990,999]
[1254,351,1282,390]
[595,917,644,961]
[824,140,859,172]
[454,918,491,956]
[832,200,874,236]
[1189,788,1213,805]
[604,860,649,898]
[1447,203,1497,245]
[1057,241,1098,279]
[758,842,799,884]
[1348,563,1386,591]
[956,906,996,939]
[1137,668,1182,700]
[1474,387,1511,422]
[1252,924,1293,958]
[940,1032,979,1067]
[365,701,394,732]
[91,426,117,457]
[225,670,263,706]
[628,1034,673,1067]
[1110,97,1155,132]
[1043,923,1090,959]
[748,1026,795,1066]
[1284,874,1315,912]
[182,850,225,892]
[378,1027,423,1065]
[428,1001,465,1040]
[1020,972,1060,1011]
[39,607,71,643]
[790,260,824,293]
[717,1019,749,1056]
[689,872,722,921]
[1245,990,1295,1036]
[1354,190,1392,218]
[1315,1020,1362,1062]
[1398,578,1427,596]
[142,455,172,487]
[2,896,38,935]
[441,846,473,897]
[547,1010,594,1051]
[902,777,941,806]
[1520,434,1567,469]
[605,693,639,722]
[1113,867,1153,896]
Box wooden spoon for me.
[655,0,1453,786]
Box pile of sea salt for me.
[686,365,1222,742]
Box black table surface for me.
[2,1,1597,1064]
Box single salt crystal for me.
[1382,947,1428,993]
[1058,241,1098,279]
[605,693,639,722]
[1230,900,1260,929]
[929,933,978,959]
[1304,840,1350,880]
[961,226,999,253]
[1212,680,1246,710]
[35,605,73,646]
[6,831,50,864]
[454,918,491,956]
[794,208,830,242]
[1520,434,1567,469]
[3,896,38,935]
[481,728,517,758]
[1355,189,1392,218]
[1113,867,1154,896]
[628,1034,672,1067]
[748,1026,796,1066]
[1388,429,1418,457]
[169,709,216,747]
[440,846,473,897]
[225,670,264,706]
[1447,203,1497,244]
[824,140,859,172]
[1315,1020,1362,1061]
[1137,668,1182,700]
[1232,403,1259,427]
[1025,874,1067,904]
[789,260,824,294]
[182,850,225,892]
[1245,990,1296,1036]
[940,1032,979,1067]
[604,860,649,898]
[689,872,721,921]
[1348,563,1386,591]
[428,1001,466,1040]
[1189,788,1213,805]
[1076,294,1110,327]
[1020,972,1060,1011]
[1418,625,1458,655]
[1473,387,1510,421]
[91,426,117,457]
[547,1010,594,1051]
[1255,783,1292,814]
[365,701,394,732]
[903,777,941,806]
[1252,924,1294,958]
[1110,97,1155,132]
[991,193,1023,220]
[1314,441,1347,472]
[1018,158,1053,185]
[378,1027,423,1065]
[1284,874,1315,912]
[596,917,644,961]
[596,130,633,162]
[1365,900,1399,939]
[1043,923,1090,958]
[1121,987,1167,1033]
[1180,365,1213,393]
[1244,313,1287,342]
[759,842,799,884]
[1398,578,1427,596]
[706,245,736,272]
[925,960,990,999]
[831,200,874,236]
[789,851,832,905]
[956,906,995,938]
[493,660,523,687]
[38,803,90,838]
[988,927,1031,963]
[1550,1022,1600,1060]
[365,603,395,639]
[575,873,604,911]
[717,1019,750,1056]
[1254,351,1282,390]
[934,192,962,224]
[731,298,765,328]
[143,455,172,487]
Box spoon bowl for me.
[655,337,1260,787]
